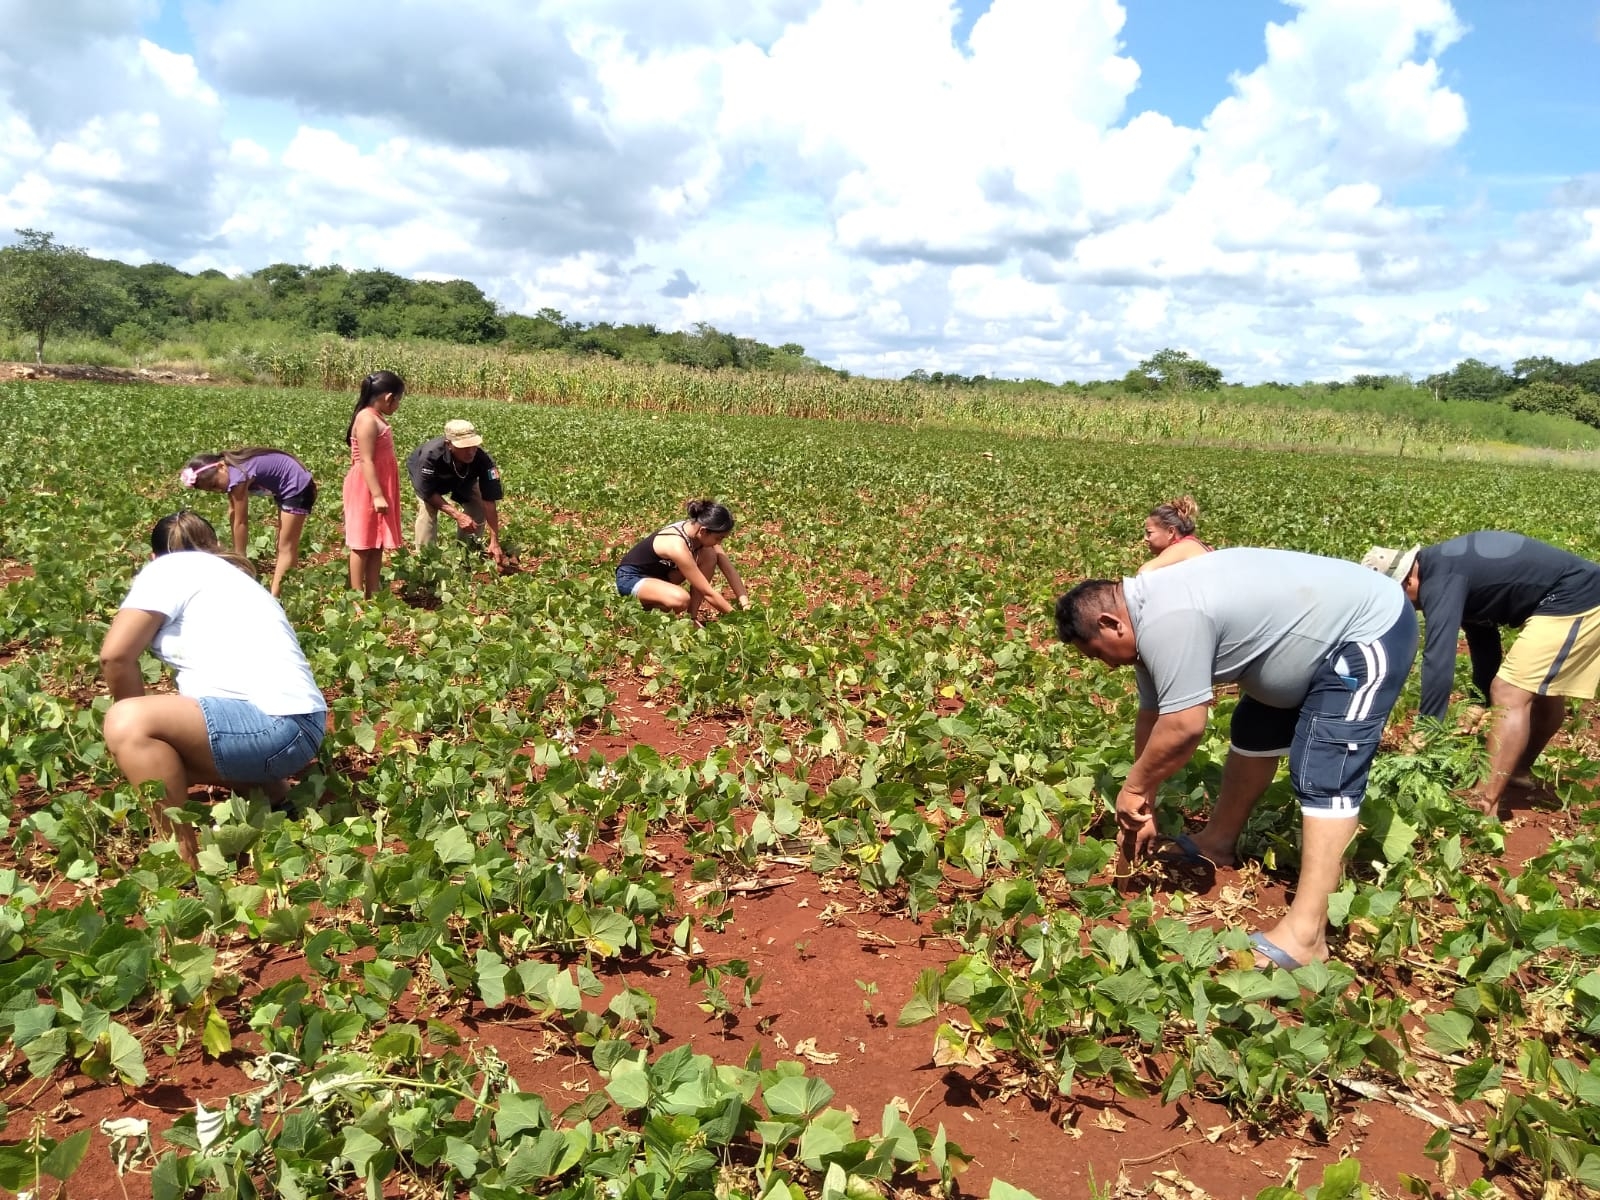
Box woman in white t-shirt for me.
[99,512,328,866]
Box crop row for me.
[0,380,1597,1197]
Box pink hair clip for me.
[179,466,200,488]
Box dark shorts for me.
[1229,604,1419,816]
[279,479,317,516]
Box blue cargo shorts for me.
[1228,604,1418,817]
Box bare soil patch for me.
[1,361,219,385]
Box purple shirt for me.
[232,452,313,509]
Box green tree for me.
[1428,357,1513,403]
[0,229,103,363]
[1135,348,1222,393]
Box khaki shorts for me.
[1499,603,1600,699]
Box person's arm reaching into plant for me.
[714,544,751,609]
[228,482,250,554]
[1116,703,1208,861]
[1416,572,1468,722]
[480,498,506,567]
[662,540,734,617]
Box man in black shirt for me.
[407,419,507,567]
[1364,531,1600,814]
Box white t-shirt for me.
[120,552,326,717]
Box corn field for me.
[227,337,1573,459]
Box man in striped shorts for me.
[1057,549,1417,970]
[1364,531,1600,818]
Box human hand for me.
[1457,704,1489,735]
[453,511,478,532]
[372,496,389,514]
[1114,783,1158,864]
[738,593,752,610]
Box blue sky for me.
[5,0,1598,382]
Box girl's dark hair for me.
[149,512,259,578]
[685,499,734,534]
[344,370,405,445]
[185,447,302,481]
[1148,495,1199,538]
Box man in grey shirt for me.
[1056,548,1417,970]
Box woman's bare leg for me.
[632,577,692,613]
[102,695,222,865]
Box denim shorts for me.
[278,479,317,516]
[197,698,325,783]
[616,563,656,597]
[1229,604,1418,817]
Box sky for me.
[1,0,1597,384]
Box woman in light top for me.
[1138,495,1212,574]
[616,499,751,621]
[341,370,405,597]
[180,447,316,596]
[99,512,326,866]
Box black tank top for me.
[619,523,696,578]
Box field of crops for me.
[1,379,1598,1199]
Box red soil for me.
[7,681,1588,1199]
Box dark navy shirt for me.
[1415,531,1600,718]
[406,438,504,505]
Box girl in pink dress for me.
[342,370,405,597]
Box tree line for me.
[0,230,827,374]
[3,229,1599,429]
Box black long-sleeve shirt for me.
[1415,531,1600,718]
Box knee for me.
[103,700,149,757]
[1489,677,1533,710]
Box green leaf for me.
[763,1074,834,1118]
[432,826,475,865]
[442,1136,481,1179]
[165,943,216,1007]
[1311,1158,1363,1200]
[22,1028,69,1077]
[897,968,941,1026]
[341,1127,385,1175]
[604,1062,651,1110]
[108,1021,148,1086]
[40,1128,90,1182]
[989,1183,1044,1200]
[494,1093,549,1141]
[1423,1011,1478,1055]
[476,949,509,1008]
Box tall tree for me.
[0,229,102,363]
[1135,348,1223,393]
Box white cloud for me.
[0,0,1596,382]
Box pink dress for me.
[342,415,402,550]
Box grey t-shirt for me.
[1126,548,1406,713]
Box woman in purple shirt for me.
[181,447,317,596]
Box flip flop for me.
[1154,833,1213,867]
[1249,930,1306,971]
